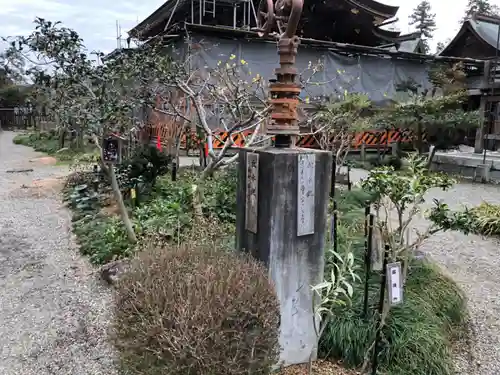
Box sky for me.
[0,0,500,54]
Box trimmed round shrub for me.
[112,244,280,375]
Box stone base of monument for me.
[236,147,332,366]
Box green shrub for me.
[13,131,60,153]
[112,244,280,375]
[152,167,237,223]
[66,167,239,264]
[471,202,500,236]
[73,216,132,264]
[133,198,192,241]
[116,145,172,196]
[13,131,94,160]
[320,189,467,375]
[430,201,500,237]
[365,154,403,170]
[203,167,238,222]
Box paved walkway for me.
[0,131,117,375]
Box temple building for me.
[126,0,472,104]
[129,0,421,50]
[439,13,500,153]
[124,0,488,149]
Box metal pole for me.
[331,200,339,278]
[347,165,352,191]
[171,159,177,181]
[363,206,372,318]
[257,0,304,147]
[371,244,389,375]
[330,155,336,198]
[484,13,500,163]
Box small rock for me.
[100,259,131,286]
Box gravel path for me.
[2,134,499,375]
[349,167,500,375]
[0,131,118,375]
[417,183,500,375]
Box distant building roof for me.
[343,0,398,19]
[379,32,425,54]
[398,38,424,53]
[439,13,500,58]
[128,0,400,45]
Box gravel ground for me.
[2,134,499,375]
[416,183,500,375]
[0,131,118,375]
[349,167,500,375]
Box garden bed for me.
[13,131,98,163]
[57,149,468,375]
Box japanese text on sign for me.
[297,153,315,236]
[245,153,259,233]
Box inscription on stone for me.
[297,153,315,236]
[245,153,259,233]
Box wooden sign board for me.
[297,153,316,236]
[386,262,404,306]
[103,137,120,164]
[371,226,384,271]
[245,153,259,233]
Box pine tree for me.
[408,0,436,54]
[435,41,446,54]
[462,0,500,23]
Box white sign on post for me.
[297,153,316,236]
[371,227,384,271]
[386,262,404,306]
[245,153,259,233]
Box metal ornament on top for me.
[256,0,303,148]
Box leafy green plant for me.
[361,154,454,270]
[112,244,280,375]
[430,200,500,237]
[65,167,239,264]
[116,145,172,196]
[319,189,467,375]
[73,216,132,264]
[312,224,360,371]
[13,131,95,161]
[134,199,192,241]
[202,167,238,222]
[13,131,60,153]
[365,154,403,170]
[67,184,99,211]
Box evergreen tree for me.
[435,38,452,55]
[462,0,500,23]
[408,0,436,54]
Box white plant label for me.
[386,262,403,306]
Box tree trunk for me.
[58,128,66,149]
[109,165,137,243]
[417,123,423,154]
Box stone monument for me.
[236,0,332,365]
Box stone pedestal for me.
[473,163,491,183]
[236,147,332,366]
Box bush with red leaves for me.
[111,244,280,375]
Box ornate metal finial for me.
[256,0,303,148]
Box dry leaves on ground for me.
[279,360,360,375]
[29,156,57,165]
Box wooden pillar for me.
[475,60,491,154]
[474,95,488,154]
